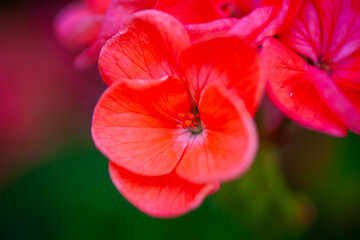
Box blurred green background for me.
[1,1,360,239]
[1,130,360,240]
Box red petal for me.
[156,0,221,24]
[277,0,321,63]
[92,76,192,176]
[98,10,190,85]
[229,0,303,46]
[176,85,258,183]
[279,0,360,64]
[229,6,276,46]
[332,51,360,90]
[75,0,156,68]
[54,3,103,49]
[180,37,264,115]
[109,161,219,218]
[338,86,360,131]
[262,37,347,137]
[84,0,111,13]
[308,66,360,135]
[314,0,360,62]
[185,18,238,44]
[274,0,303,34]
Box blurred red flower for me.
[92,10,263,217]
[262,0,360,137]
[54,0,112,49]
[55,0,302,68]
[55,0,157,68]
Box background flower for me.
[54,0,111,49]
[262,0,360,136]
[55,0,303,67]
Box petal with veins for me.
[278,0,322,63]
[75,0,156,68]
[109,161,219,218]
[92,76,192,176]
[98,10,190,85]
[180,37,264,115]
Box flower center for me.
[217,0,261,18]
[178,112,203,134]
[219,3,242,18]
[317,55,335,73]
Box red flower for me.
[54,0,111,49]
[92,10,263,217]
[261,0,360,136]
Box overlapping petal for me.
[262,38,347,136]
[92,76,192,176]
[156,0,221,24]
[338,87,360,124]
[185,18,238,43]
[176,85,258,183]
[314,0,360,62]
[109,162,219,218]
[84,0,111,13]
[180,37,264,115]
[308,66,360,134]
[277,0,321,63]
[272,0,302,34]
[182,0,302,46]
[229,0,303,46]
[75,0,157,68]
[98,10,190,85]
[332,51,360,90]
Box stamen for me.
[178,112,202,134]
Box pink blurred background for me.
[0,0,106,187]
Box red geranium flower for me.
[261,0,360,137]
[92,10,263,217]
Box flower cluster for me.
[55,0,360,217]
